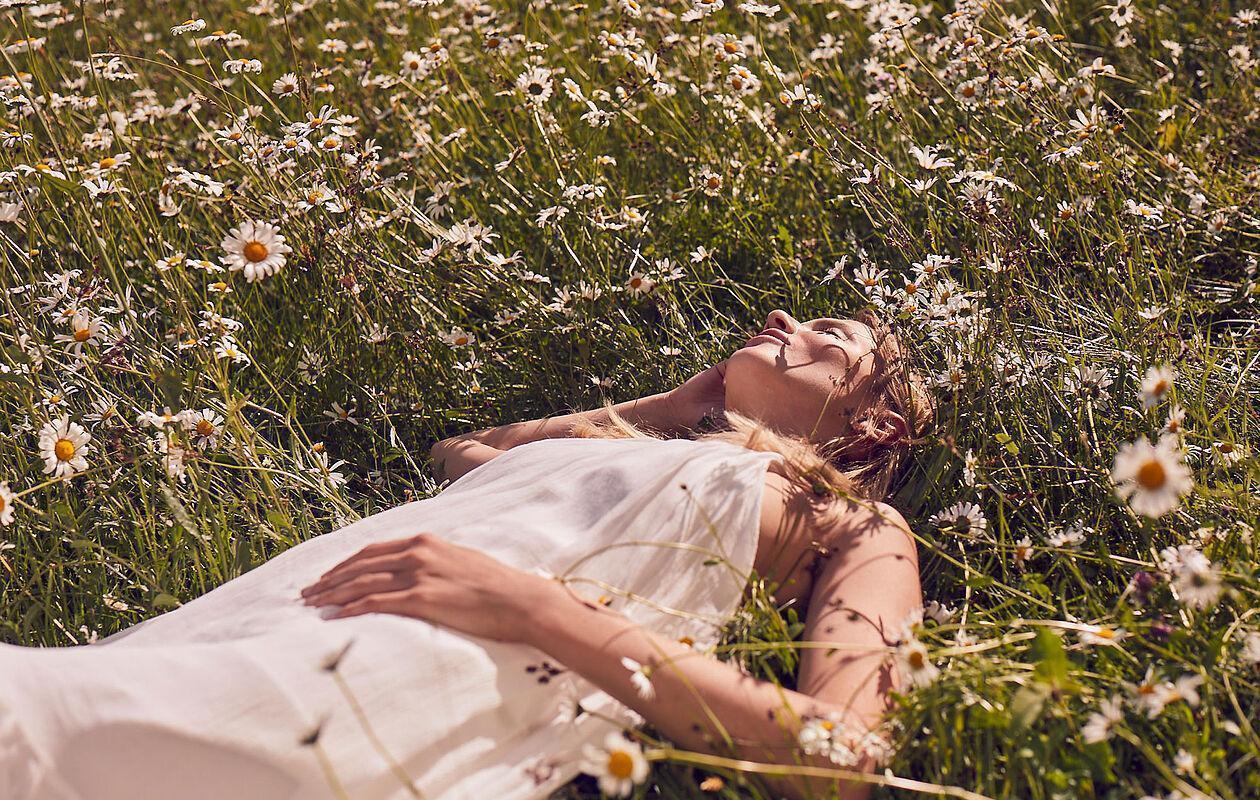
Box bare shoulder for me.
[757,467,915,556]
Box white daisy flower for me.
[929,501,988,540]
[0,481,15,526]
[439,326,475,347]
[1170,550,1222,610]
[1239,631,1260,665]
[221,220,292,283]
[1077,624,1129,647]
[894,633,940,688]
[1081,694,1124,743]
[797,712,859,766]
[579,733,649,798]
[37,415,91,478]
[619,656,655,700]
[1138,363,1175,409]
[1111,433,1193,518]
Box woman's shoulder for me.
[756,462,911,550]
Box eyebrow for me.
[812,318,871,338]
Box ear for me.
[853,407,909,447]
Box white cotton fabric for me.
[0,436,781,800]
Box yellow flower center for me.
[706,176,720,189]
[1095,627,1115,639]
[54,438,76,461]
[629,277,642,288]
[0,494,6,512]
[820,720,835,731]
[242,241,270,262]
[454,335,468,345]
[1136,459,1167,490]
[74,327,92,342]
[36,163,51,171]
[907,649,926,669]
[905,282,919,293]
[99,157,117,169]
[211,281,228,291]
[607,750,634,779]
[196,419,216,436]
[724,41,739,53]
[308,191,323,203]
[961,85,976,97]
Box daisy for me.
[516,66,554,106]
[272,72,300,96]
[1111,433,1193,518]
[38,415,91,478]
[1170,550,1222,610]
[440,326,475,347]
[797,712,859,766]
[1012,536,1034,568]
[619,656,655,700]
[1158,673,1204,711]
[0,481,15,526]
[1210,440,1245,468]
[214,337,250,364]
[1239,631,1260,665]
[624,272,655,296]
[53,310,105,355]
[1138,363,1175,408]
[929,501,988,539]
[909,144,955,170]
[221,220,292,283]
[1081,694,1124,743]
[894,632,940,688]
[1077,624,1129,647]
[579,733,650,798]
[182,407,225,449]
[1162,404,1186,435]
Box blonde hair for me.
[569,309,937,517]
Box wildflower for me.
[894,631,940,688]
[1111,433,1192,518]
[1081,694,1124,743]
[1078,624,1129,647]
[909,144,955,170]
[221,220,291,283]
[797,712,859,766]
[38,415,91,478]
[440,326,475,348]
[1138,364,1175,408]
[1047,521,1090,548]
[53,310,105,355]
[1239,632,1260,665]
[624,272,654,296]
[1210,440,1245,468]
[619,656,655,700]
[0,481,15,526]
[924,600,956,624]
[1170,549,1222,610]
[929,501,987,539]
[323,402,358,426]
[182,407,225,449]
[214,337,250,364]
[171,18,206,35]
[273,72,300,96]
[1013,535,1033,568]
[516,66,554,106]
[579,733,650,798]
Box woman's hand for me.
[299,532,560,644]
[665,359,728,432]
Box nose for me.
[763,309,798,334]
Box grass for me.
[0,0,1257,798]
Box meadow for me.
[0,0,1257,798]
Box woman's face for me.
[724,309,888,444]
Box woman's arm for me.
[300,504,922,800]
[430,361,729,454]
[525,503,923,800]
[435,390,681,452]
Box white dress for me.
[0,436,782,800]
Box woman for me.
[0,308,935,800]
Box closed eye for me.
[821,327,847,340]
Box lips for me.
[744,328,790,347]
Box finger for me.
[327,590,415,620]
[319,537,419,578]
[304,552,415,596]
[305,572,411,607]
